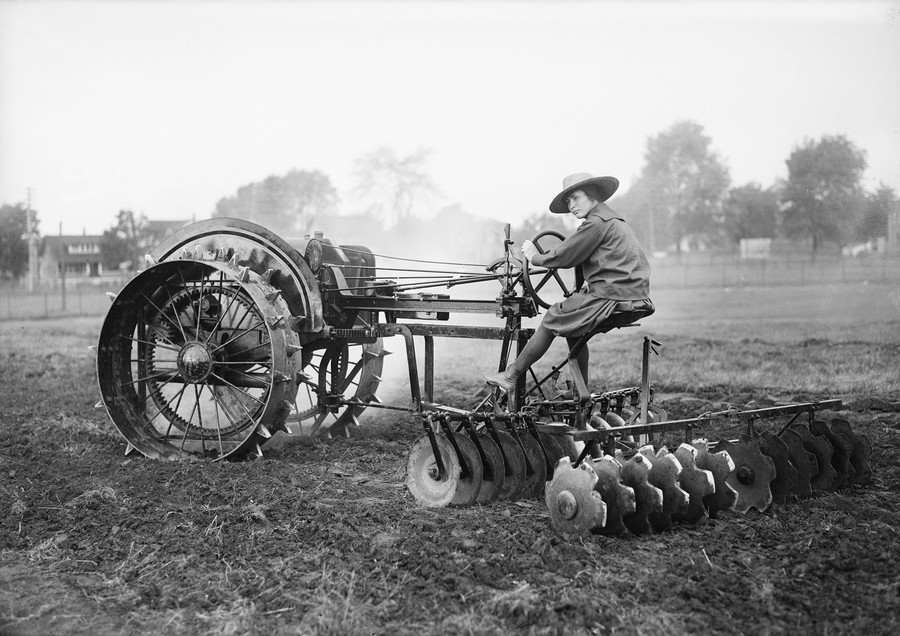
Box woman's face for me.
[566,190,596,219]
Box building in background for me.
[889,202,900,253]
[39,234,105,286]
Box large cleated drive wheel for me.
[97,260,300,461]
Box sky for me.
[1,0,899,237]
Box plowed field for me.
[2,283,899,635]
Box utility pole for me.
[59,222,66,310]
[26,188,39,292]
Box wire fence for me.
[650,253,900,289]
[1,254,897,321]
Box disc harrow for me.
[404,394,874,539]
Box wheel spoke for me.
[162,384,190,439]
[309,411,329,436]
[210,320,266,354]
[120,334,180,353]
[161,281,190,343]
[534,270,554,293]
[204,279,244,346]
[223,338,273,361]
[340,358,365,393]
[210,385,226,454]
[215,367,273,390]
[220,383,262,426]
[123,368,182,387]
[209,372,267,406]
[141,292,188,344]
[178,387,202,454]
[551,270,570,294]
[208,386,244,441]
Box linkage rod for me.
[336,245,488,268]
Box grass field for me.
[1,282,898,635]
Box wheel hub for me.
[556,490,578,520]
[177,342,214,382]
[736,464,756,485]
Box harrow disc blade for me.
[672,444,715,524]
[620,453,663,535]
[758,431,799,504]
[544,423,581,462]
[451,434,484,506]
[810,420,855,489]
[692,439,737,517]
[793,424,837,491]
[545,457,607,534]
[714,438,776,514]
[406,435,460,508]
[519,433,548,499]
[830,418,873,485]
[639,446,690,532]
[590,455,637,536]
[778,428,816,497]
[474,433,506,504]
[539,432,568,479]
[494,431,527,501]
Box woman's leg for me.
[483,325,555,391]
[566,337,590,386]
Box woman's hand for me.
[521,240,538,263]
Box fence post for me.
[800,262,805,286]
[44,292,49,317]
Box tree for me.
[613,175,671,255]
[0,203,35,279]
[639,121,731,252]
[351,146,440,226]
[780,135,867,252]
[856,184,897,241]
[722,183,779,243]
[213,169,338,235]
[100,210,153,271]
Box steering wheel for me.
[522,230,584,309]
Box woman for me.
[483,172,654,392]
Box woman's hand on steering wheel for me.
[521,239,538,263]
[522,230,584,310]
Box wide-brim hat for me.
[549,173,619,214]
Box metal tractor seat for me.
[564,299,656,401]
